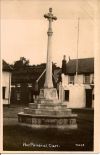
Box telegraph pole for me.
[76,17,80,83]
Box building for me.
[58,56,94,108]
[2,60,13,105]
[11,65,45,105]
[11,62,59,105]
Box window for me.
[16,84,21,87]
[28,83,32,87]
[92,94,94,100]
[84,75,90,84]
[2,87,6,99]
[64,90,69,101]
[16,92,21,100]
[92,75,94,84]
[68,75,74,84]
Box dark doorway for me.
[85,89,92,108]
[29,90,33,103]
[2,87,6,99]
[64,90,69,101]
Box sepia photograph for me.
[1,0,100,153]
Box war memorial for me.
[18,8,78,129]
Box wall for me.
[74,74,83,84]
[64,84,86,108]
[59,83,86,108]
[59,74,94,108]
[2,71,11,105]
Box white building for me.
[58,56,94,108]
[2,60,12,105]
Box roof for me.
[66,58,94,74]
[2,60,13,72]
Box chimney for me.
[63,55,66,60]
[62,55,67,74]
[68,56,70,61]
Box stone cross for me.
[44,8,57,88]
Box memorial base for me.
[18,88,78,129]
[18,113,77,129]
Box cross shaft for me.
[44,8,57,88]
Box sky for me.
[1,0,99,67]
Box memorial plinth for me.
[18,90,78,129]
[18,8,78,129]
[18,101,78,129]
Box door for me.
[85,89,92,108]
[64,90,69,101]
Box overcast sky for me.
[1,0,99,66]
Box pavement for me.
[3,105,25,125]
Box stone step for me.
[24,108,36,114]
[19,112,78,118]
[24,107,72,116]
[34,99,54,104]
[29,101,68,109]
[37,104,71,111]
[34,98,61,104]
[29,103,37,109]
[35,109,57,115]
[29,103,61,109]
[35,109,72,116]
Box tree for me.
[13,57,29,69]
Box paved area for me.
[3,105,25,125]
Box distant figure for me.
[57,82,59,98]
[33,81,39,100]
